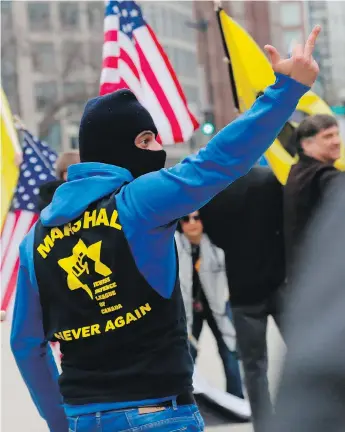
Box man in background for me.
[175,211,243,399]
[284,114,343,271]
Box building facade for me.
[140,1,203,164]
[1,0,201,160]
[4,0,341,161]
[306,0,345,104]
[194,0,306,131]
[269,0,306,55]
[2,1,105,151]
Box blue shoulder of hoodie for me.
[116,74,309,298]
[10,227,68,432]
[117,74,308,228]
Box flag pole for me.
[214,5,240,112]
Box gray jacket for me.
[175,232,236,351]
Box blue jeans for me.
[67,403,204,431]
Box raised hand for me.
[264,25,321,87]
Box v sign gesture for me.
[264,25,321,87]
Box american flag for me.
[100,0,199,145]
[0,130,57,318]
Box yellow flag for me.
[1,87,21,230]
[218,10,345,184]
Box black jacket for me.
[34,191,192,404]
[37,180,64,212]
[200,166,285,306]
[284,154,342,270]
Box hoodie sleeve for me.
[117,74,309,229]
[10,232,68,432]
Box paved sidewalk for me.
[1,318,285,432]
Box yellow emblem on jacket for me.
[58,240,112,300]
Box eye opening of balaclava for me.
[79,89,166,178]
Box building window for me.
[309,1,326,11]
[280,2,302,27]
[187,51,197,77]
[35,82,58,111]
[31,43,55,74]
[172,47,181,76]
[27,2,51,31]
[283,30,303,53]
[1,1,12,20]
[231,1,245,17]
[171,48,197,78]
[61,42,85,76]
[87,2,104,30]
[141,3,150,24]
[42,122,62,153]
[144,4,157,32]
[162,7,173,38]
[173,10,192,41]
[63,81,86,98]
[173,1,193,11]
[59,2,80,30]
[184,85,199,105]
[88,41,103,73]
[154,4,164,36]
[63,82,87,117]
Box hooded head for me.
[79,89,166,178]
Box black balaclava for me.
[79,89,166,178]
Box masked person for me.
[176,211,243,399]
[10,28,320,432]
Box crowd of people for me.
[199,112,343,431]
[9,24,345,432]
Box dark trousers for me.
[231,286,286,432]
[190,296,244,399]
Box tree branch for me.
[2,10,103,141]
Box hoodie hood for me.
[40,162,133,227]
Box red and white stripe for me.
[1,210,38,317]
[1,210,62,364]
[100,13,199,145]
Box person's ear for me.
[300,137,314,153]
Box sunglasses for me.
[181,215,201,223]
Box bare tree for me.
[37,41,101,138]
[1,4,21,114]
[1,2,102,140]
